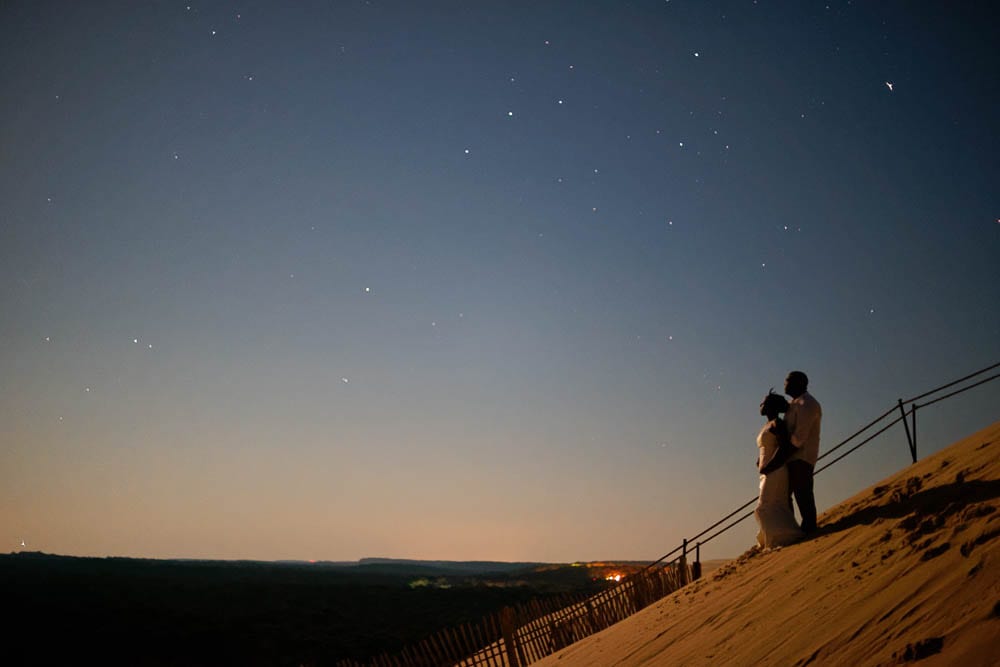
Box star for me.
[464,148,470,154]
[364,286,371,293]
[507,111,514,117]
[885,81,893,91]
[341,377,349,383]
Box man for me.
[784,371,822,533]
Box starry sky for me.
[2,1,998,563]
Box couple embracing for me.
[755,371,822,549]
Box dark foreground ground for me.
[3,552,628,666]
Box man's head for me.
[784,371,809,398]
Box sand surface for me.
[535,420,1000,666]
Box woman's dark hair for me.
[759,389,789,416]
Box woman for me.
[755,391,803,548]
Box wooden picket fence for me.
[336,558,693,667]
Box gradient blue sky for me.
[2,0,997,562]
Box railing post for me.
[911,403,918,461]
[693,542,702,580]
[898,398,916,463]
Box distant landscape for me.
[2,551,651,666]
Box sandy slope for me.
[536,421,1000,666]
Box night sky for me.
[2,1,997,563]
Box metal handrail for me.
[911,372,1000,409]
[372,362,999,667]
[902,361,1000,405]
[646,361,1000,573]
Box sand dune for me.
[536,420,1000,666]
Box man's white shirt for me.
[787,391,822,465]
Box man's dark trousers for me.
[787,460,817,533]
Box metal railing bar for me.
[644,497,759,570]
[646,363,999,578]
[647,409,904,569]
[911,372,1000,410]
[815,404,897,463]
[901,361,1000,405]
[643,544,683,569]
[662,412,907,559]
[813,413,905,475]
[375,365,997,667]
[695,510,756,550]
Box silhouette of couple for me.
[754,371,822,548]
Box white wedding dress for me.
[755,421,803,548]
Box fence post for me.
[679,539,688,586]
[693,542,702,580]
[585,598,596,633]
[898,398,916,463]
[500,607,521,667]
